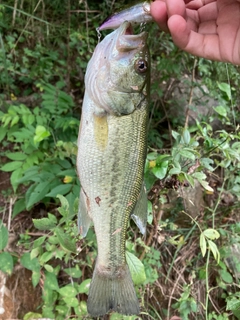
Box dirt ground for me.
[0,170,42,320]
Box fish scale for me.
[77,21,150,316]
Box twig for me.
[12,0,18,27]
[184,57,198,129]
[8,197,14,231]
[66,0,71,92]
[70,10,100,13]
[10,0,45,55]
[167,266,187,320]
[139,206,163,261]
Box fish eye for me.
[134,59,148,74]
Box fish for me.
[99,2,153,31]
[77,21,150,316]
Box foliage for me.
[0,0,240,319]
[0,81,80,215]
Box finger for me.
[168,15,191,48]
[198,2,218,22]
[168,15,222,61]
[186,0,216,10]
[166,0,186,18]
[150,1,169,32]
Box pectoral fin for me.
[78,188,92,237]
[108,91,145,115]
[131,183,148,235]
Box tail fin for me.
[87,263,140,317]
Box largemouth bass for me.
[77,21,150,317]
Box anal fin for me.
[131,183,148,235]
[78,188,92,237]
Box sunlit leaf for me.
[0,222,8,250]
[208,240,220,263]
[58,285,78,297]
[33,217,56,230]
[217,82,231,100]
[33,125,51,143]
[0,252,13,274]
[126,251,146,285]
[203,228,220,240]
[200,233,206,258]
[78,279,91,294]
[1,161,22,172]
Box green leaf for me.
[58,284,78,297]
[33,235,47,248]
[169,167,181,175]
[55,304,69,315]
[44,271,59,290]
[20,252,40,272]
[74,301,88,316]
[214,105,227,118]
[179,149,196,160]
[126,251,146,285]
[30,247,40,260]
[11,115,20,126]
[217,82,231,100]
[0,126,7,142]
[13,198,26,218]
[198,179,214,193]
[62,296,79,307]
[39,251,53,264]
[48,213,57,224]
[55,227,76,253]
[0,223,8,250]
[0,252,13,274]
[57,194,69,210]
[200,158,214,171]
[192,172,206,180]
[6,152,27,161]
[1,161,23,172]
[200,233,206,258]
[172,130,180,140]
[152,161,168,179]
[183,173,195,188]
[219,269,233,284]
[33,217,56,230]
[208,240,220,263]
[203,228,220,240]
[23,312,42,320]
[226,296,240,311]
[45,184,72,197]
[182,128,191,145]
[64,267,82,278]
[32,270,41,287]
[33,125,51,143]
[26,181,50,209]
[10,167,23,191]
[44,264,54,272]
[78,279,91,294]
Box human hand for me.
[150,0,240,65]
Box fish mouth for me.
[116,21,148,52]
